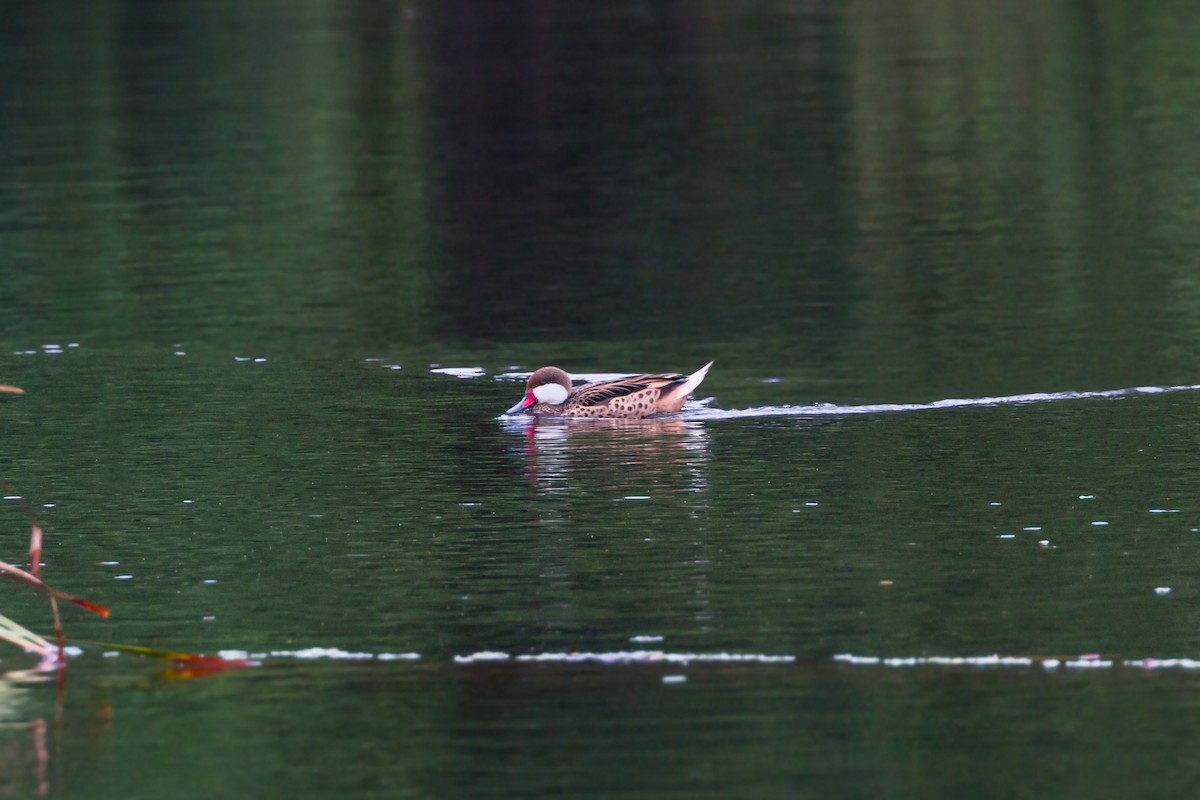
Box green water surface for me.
[3,1,1200,797]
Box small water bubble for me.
[114,574,133,580]
[1149,509,1180,514]
[3,496,21,501]
[174,351,187,356]
[662,675,687,684]
[621,496,652,501]
[234,356,251,362]
[997,534,1015,539]
[1023,526,1041,531]
[182,500,194,504]
[1079,495,1095,500]
[98,561,119,566]
[42,503,55,508]
[1091,521,1109,527]
[203,579,218,585]
[202,615,216,621]
[989,502,1002,507]
[254,358,267,363]
[68,343,79,348]
[1155,587,1172,596]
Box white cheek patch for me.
[532,382,569,405]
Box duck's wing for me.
[571,373,689,407]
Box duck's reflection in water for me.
[501,416,711,499]
[499,416,716,634]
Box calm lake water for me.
[3,1,1200,797]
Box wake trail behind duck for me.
[681,382,1200,420]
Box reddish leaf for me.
[0,385,23,395]
[161,657,259,679]
[78,640,260,678]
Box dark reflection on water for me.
[422,2,853,345]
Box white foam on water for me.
[834,653,1200,671]
[80,645,1200,673]
[454,651,510,664]
[269,648,393,661]
[509,651,796,665]
[673,382,1200,421]
[430,367,485,378]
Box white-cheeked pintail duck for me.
[506,361,713,419]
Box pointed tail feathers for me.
[662,360,713,409]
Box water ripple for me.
[679,382,1200,421]
[834,653,1200,671]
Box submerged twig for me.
[0,559,109,618]
[0,610,55,659]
